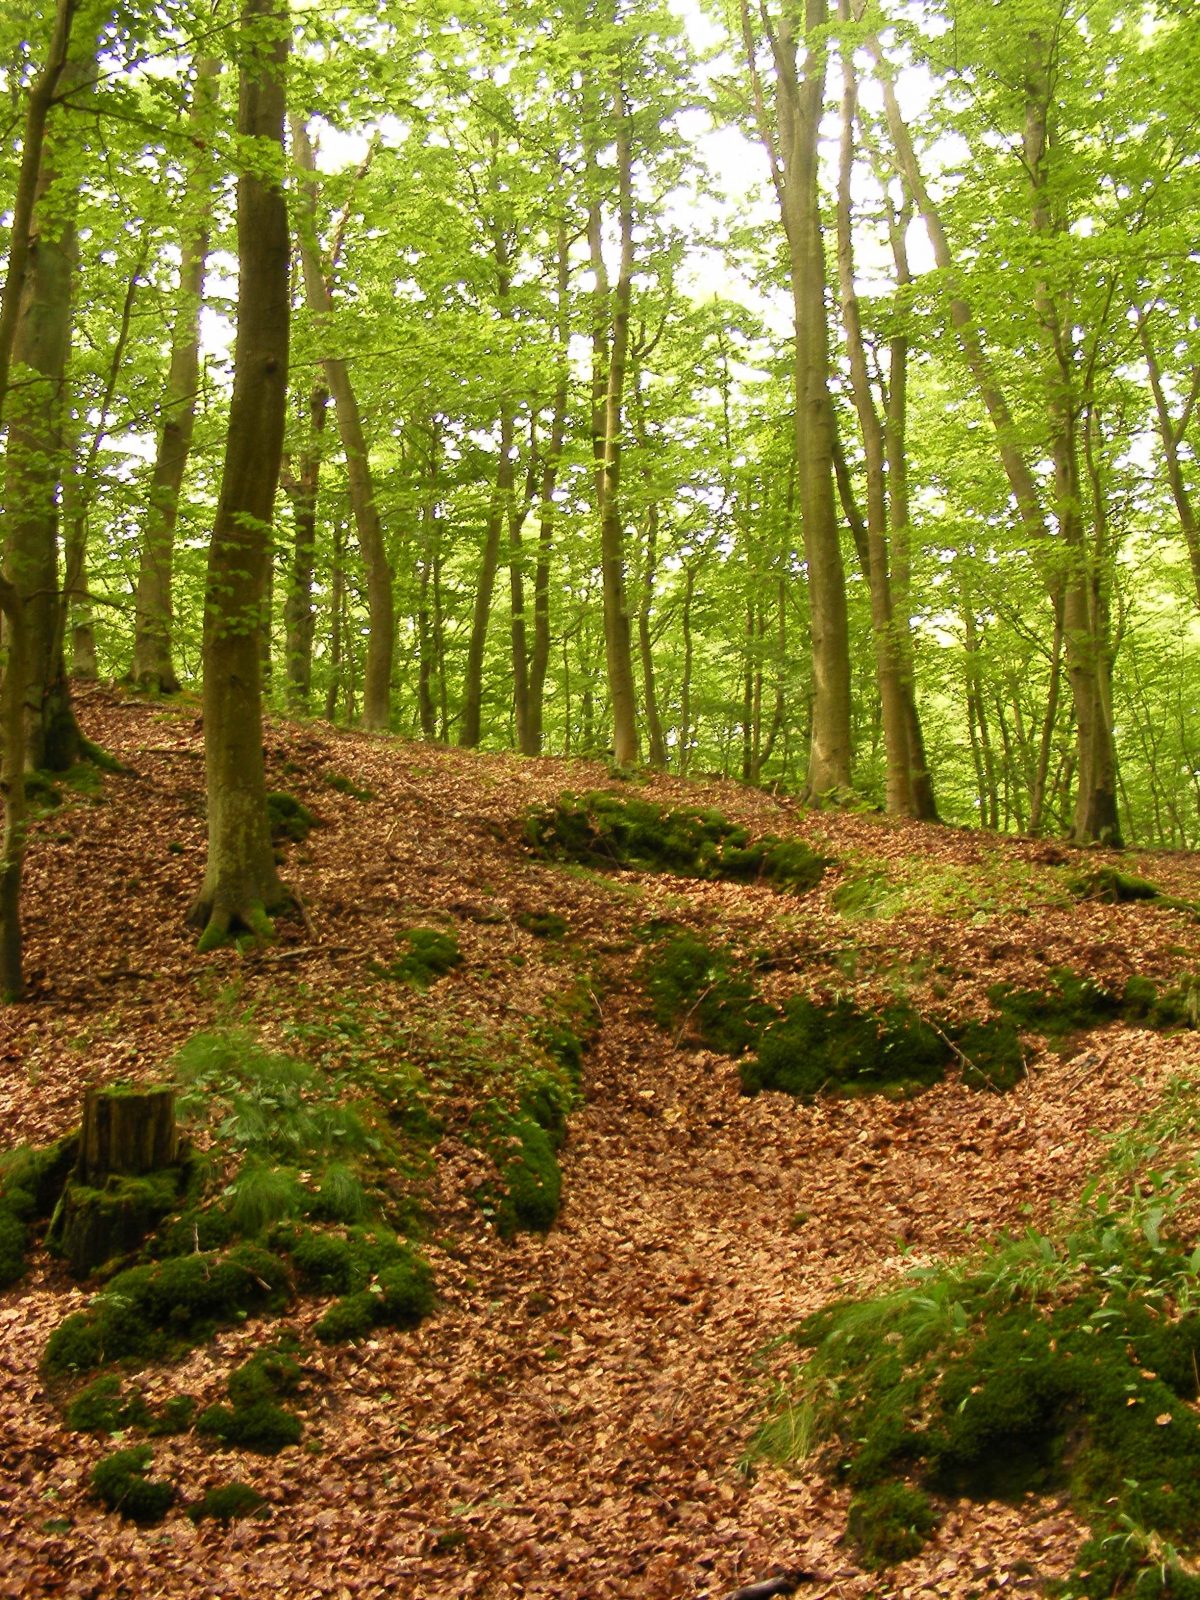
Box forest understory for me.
[2,685,1200,1600]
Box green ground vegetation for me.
[752,1075,1200,1592]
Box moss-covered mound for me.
[197,1349,304,1453]
[472,1105,562,1239]
[526,792,828,892]
[1068,865,1196,915]
[90,1446,175,1524]
[188,1482,267,1523]
[641,933,771,1056]
[754,1096,1200,1590]
[43,1243,292,1376]
[0,1135,79,1287]
[376,926,462,988]
[741,995,951,1100]
[64,1375,193,1436]
[266,791,315,845]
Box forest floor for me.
[2,685,1200,1600]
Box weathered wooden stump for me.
[77,1085,178,1182]
[49,1085,181,1276]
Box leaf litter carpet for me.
[2,687,1199,1599]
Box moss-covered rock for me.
[526,792,828,892]
[42,1243,292,1376]
[742,996,951,1100]
[188,1482,267,1523]
[90,1446,175,1523]
[641,933,771,1056]
[376,927,462,988]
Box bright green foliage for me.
[379,927,463,988]
[847,1484,939,1569]
[42,1244,292,1375]
[266,792,315,844]
[308,1163,368,1224]
[187,1483,267,1523]
[641,933,770,1056]
[832,871,907,921]
[742,996,950,1099]
[224,1159,306,1237]
[526,793,828,892]
[473,1105,562,1238]
[89,1446,175,1523]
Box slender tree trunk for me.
[131,56,221,694]
[527,224,571,755]
[742,0,852,798]
[587,60,639,768]
[280,382,328,712]
[679,564,695,776]
[460,404,514,747]
[188,0,289,951]
[291,118,393,731]
[1137,311,1200,608]
[324,517,344,723]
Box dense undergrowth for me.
[753,1071,1200,1592]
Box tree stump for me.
[76,1085,178,1183]
[49,1085,180,1276]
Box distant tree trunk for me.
[130,56,221,694]
[460,403,514,748]
[631,369,667,769]
[586,62,639,768]
[187,0,289,951]
[679,563,695,776]
[527,224,571,755]
[741,0,852,799]
[324,517,345,723]
[280,382,328,712]
[291,118,393,731]
[1137,310,1200,609]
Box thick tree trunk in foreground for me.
[130,56,221,694]
[188,0,289,951]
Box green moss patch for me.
[376,927,462,988]
[832,870,907,921]
[641,933,771,1056]
[266,792,315,844]
[526,792,828,893]
[322,772,374,802]
[89,1446,175,1523]
[741,996,951,1100]
[196,1347,304,1453]
[516,910,568,940]
[42,1243,292,1376]
[754,1093,1200,1586]
[1068,866,1191,910]
[284,1226,434,1343]
[0,1134,80,1286]
[472,1105,562,1239]
[188,1482,267,1523]
[50,1169,182,1278]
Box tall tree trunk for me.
[870,15,1120,843]
[188,0,289,951]
[1137,310,1200,608]
[741,0,852,798]
[280,381,328,711]
[324,517,344,723]
[291,118,393,731]
[587,61,639,768]
[631,369,667,769]
[835,22,917,817]
[0,0,76,998]
[460,403,514,747]
[130,55,221,694]
[4,41,93,772]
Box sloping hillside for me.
[2,685,1200,1599]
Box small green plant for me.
[188,1483,267,1523]
[90,1446,175,1523]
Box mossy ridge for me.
[525,791,828,892]
[471,1103,562,1239]
[42,1243,292,1376]
[988,967,1200,1048]
[266,791,315,845]
[1069,865,1197,917]
[322,771,374,802]
[640,931,772,1057]
[742,995,952,1100]
[754,1099,1200,1588]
